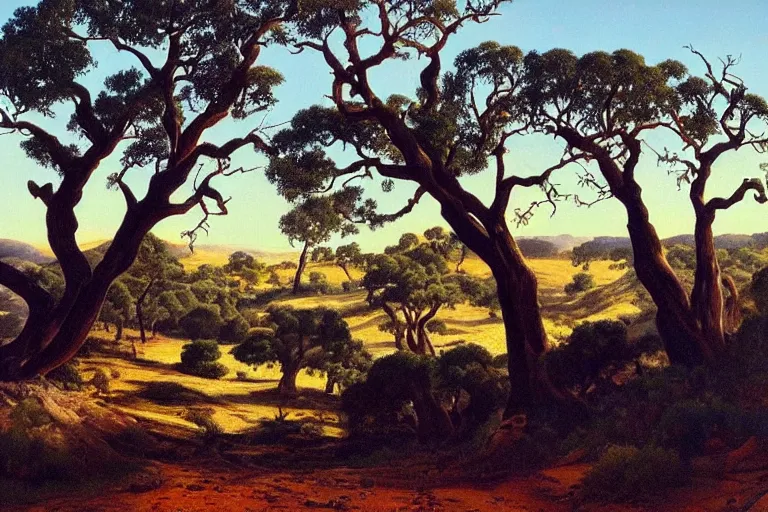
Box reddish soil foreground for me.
[7,461,768,512]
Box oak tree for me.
[0,0,300,379]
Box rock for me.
[360,477,375,489]
[186,484,206,491]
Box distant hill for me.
[0,239,52,264]
[518,235,593,253]
[662,233,768,249]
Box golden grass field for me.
[80,254,642,436]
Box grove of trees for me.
[1,0,767,432]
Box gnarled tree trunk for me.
[278,359,301,395]
[292,241,310,295]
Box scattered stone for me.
[360,478,375,489]
[186,484,206,491]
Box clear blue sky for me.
[1,0,768,253]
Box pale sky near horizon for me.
[1,1,768,254]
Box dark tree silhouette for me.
[270,1,580,415]
[526,47,768,366]
[0,0,299,379]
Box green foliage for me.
[425,318,448,335]
[219,315,250,345]
[546,320,631,394]
[279,194,360,250]
[46,361,84,391]
[582,445,688,503]
[10,399,52,429]
[311,246,334,262]
[90,368,111,394]
[437,344,508,426]
[139,382,196,403]
[232,305,364,393]
[185,410,222,443]
[751,266,768,314]
[564,272,595,294]
[180,340,228,379]
[179,305,224,340]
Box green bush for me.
[46,361,84,391]
[181,339,221,367]
[546,320,631,395]
[91,368,111,394]
[185,410,222,443]
[582,445,688,502]
[425,318,448,335]
[10,399,52,428]
[564,272,595,294]
[185,361,229,379]
[219,315,250,344]
[179,339,229,379]
[179,305,224,340]
[139,382,194,403]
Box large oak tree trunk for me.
[416,305,439,356]
[292,241,310,295]
[620,187,709,366]
[340,264,353,281]
[382,303,405,350]
[437,198,560,416]
[690,211,726,358]
[0,208,155,380]
[409,382,454,444]
[277,360,301,395]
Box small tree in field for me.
[565,273,596,295]
[311,246,334,263]
[335,242,363,282]
[363,245,465,355]
[128,234,183,344]
[231,305,357,395]
[279,194,360,295]
[0,0,300,380]
[98,280,134,341]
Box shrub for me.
[564,272,595,294]
[179,305,224,340]
[247,327,275,338]
[180,339,228,379]
[10,399,52,428]
[47,361,84,391]
[185,410,222,443]
[91,368,111,394]
[186,361,229,379]
[582,445,688,502]
[306,271,331,294]
[546,320,631,395]
[140,382,194,403]
[425,318,448,335]
[180,339,221,367]
[110,369,122,379]
[341,280,360,292]
[300,422,324,438]
[219,315,250,344]
[236,370,248,381]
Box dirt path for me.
[10,461,768,512]
[11,461,572,512]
